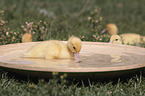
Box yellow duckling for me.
[23,36,82,60]
[22,33,32,43]
[102,23,145,45]
[120,33,141,45]
[101,23,118,35]
[109,35,122,44]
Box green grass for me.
[0,73,145,96]
[0,0,145,95]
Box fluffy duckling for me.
[102,23,145,45]
[101,23,118,35]
[22,33,32,43]
[23,36,82,60]
[109,35,122,44]
[120,33,141,45]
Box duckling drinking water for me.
[23,36,82,61]
[109,35,122,62]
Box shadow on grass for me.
[1,66,145,86]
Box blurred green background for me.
[0,0,145,41]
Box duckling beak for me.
[109,41,113,43]
[74,53,79,60]
[101,29,106,34]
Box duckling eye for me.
[115,39,118,41]
[73,46,76,50]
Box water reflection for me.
[110,55,122,62]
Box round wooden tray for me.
[0,41,145,80]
